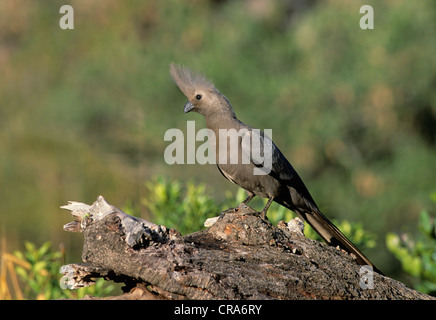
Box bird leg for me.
[241,192,255,205]
[260,197,274,220]
[235,192,255,212]
[223,192,256,215]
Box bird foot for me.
[253,210,268,221]
[218,205,269,223]
[236,202,250,212]
[219,203,254,218]
[237,203,269,221]
[218,207,238,220]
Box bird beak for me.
[184,101,194,113]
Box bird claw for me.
[219,203,251,219]
[253,211,268,221]
[219,204,268,222]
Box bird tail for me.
[295,209,382,274]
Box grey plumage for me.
[170,63,381,273]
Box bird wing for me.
[240,129,298,181]
[239,128,319,210]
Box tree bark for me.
[60,196,433,300]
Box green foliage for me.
[13,242,62,300]
[143,176,221,235]
[386,195,436,295]
[12,241,114,300]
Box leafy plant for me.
[142,176,221,235]
[7,241,114,299]
[386,195,436,295]
[13,241,63,300]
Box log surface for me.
[60,196,433,300]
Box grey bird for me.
[170,63,380,272]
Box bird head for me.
[170,63,235,118]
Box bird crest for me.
[170,63,215,98]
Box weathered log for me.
[60,196,433,300]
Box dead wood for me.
[59,196,434,300]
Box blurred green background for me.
[0,0,435,292]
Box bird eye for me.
[195,94,202,100]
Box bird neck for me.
[205,109,239,133]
